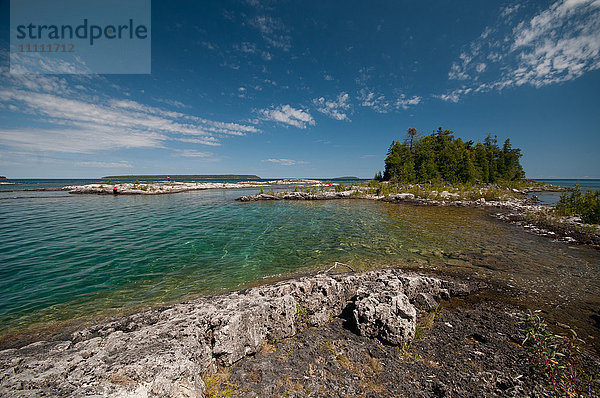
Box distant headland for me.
[101,174,261,179]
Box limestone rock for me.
[353,288,416,344]
[0,269,477,397]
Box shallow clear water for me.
[0,180,599,344]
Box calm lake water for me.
[532,179,600,205]
[0,179,599,345]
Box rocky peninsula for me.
[62,179,325,195]
[237,184,600,248]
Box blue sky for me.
[1,0,599,179]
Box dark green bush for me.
[555,186,600,224]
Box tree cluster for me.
[380,128,525,184]
[555,186,600,224]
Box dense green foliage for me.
[555,186,600,224]
[382,128,525,184]
[102,174,261,179]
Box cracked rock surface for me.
[0,269,475,397]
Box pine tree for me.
[381,128,525,184]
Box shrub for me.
[521,310,595,396]
[555,186,600,224]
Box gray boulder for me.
[353,288,416,344]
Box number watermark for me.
[10,0,151,74]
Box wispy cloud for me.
[395,94,422,110]
[262,158,308,166]
[75,161,133,168]
[259,104,315,128]
[0,68,259,153]
[153,97,188,108]
[313,92,351,121]
[442,0,600,101]
[249,15,291,51]
[174,149,214,158]
[358,89,391,113]
[358,89,421,112]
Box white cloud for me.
[249,16,291,51]
[75,161,133,168]
[313,92,351,121]
[0,127,164,153]
[395,94,422,110]
[442,0,600,101]
[435,87,473,103]
[174,149,214,158]
[500,4,522,18]
[174,137,221,146]
[262,158,308,166]
[259,105,315,128]
[358,89,421,112]
[0,71,259,153]
[358,89,391,113]
[153,97,188,108]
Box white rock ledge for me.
[0,269,476,397]
[63,179,328,195]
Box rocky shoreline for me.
[2,268,598,397]
[237,188,600,248]
[62,179,326,195]
[226,297,599,397]
[0,269,478,397]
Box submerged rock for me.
[0,269,477,397]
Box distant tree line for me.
[377,127,525,184]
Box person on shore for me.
[113,186,118,194]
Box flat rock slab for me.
[0,269,477,397]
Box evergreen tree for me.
[382,128,525,184]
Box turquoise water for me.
[1,179,599,344]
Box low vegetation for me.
[555,186,600,224]
[520,310,596,397]
[203,370,236,398]
[366,181,526,201]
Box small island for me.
[62,178,326,195]
[101,174,261,180]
